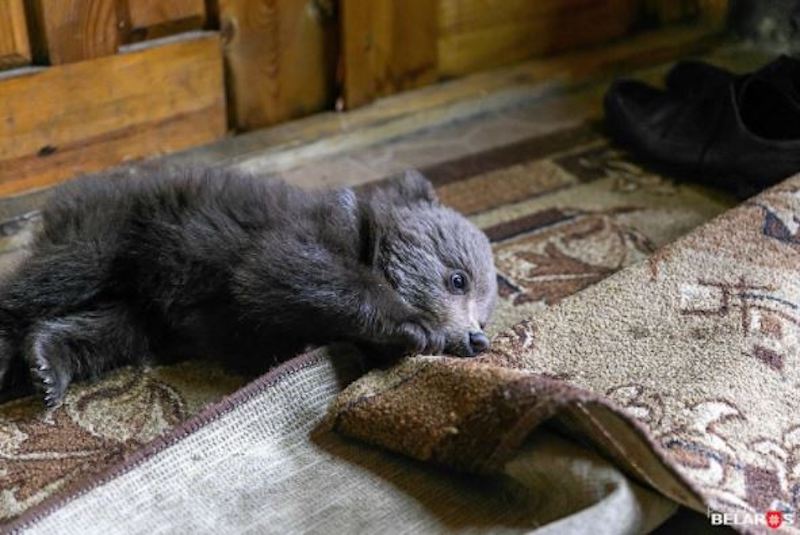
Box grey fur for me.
[0,167,497,408]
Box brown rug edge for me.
[326,360,708,513]
[3,350,328,532]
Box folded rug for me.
[329,173,800,531]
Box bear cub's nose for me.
[468,331,490,355]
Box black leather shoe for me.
[666,56,800,100]
[605,56,800,196]
[664,60,736,97]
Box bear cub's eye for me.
[448,271,469,294]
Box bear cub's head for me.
[362,170,497,357]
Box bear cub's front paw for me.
[394,320,445,356]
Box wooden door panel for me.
[122,0,207,41]
[341,0,438,109]
[0,0,31,69]
[218,0,337,131]
[27,0,120,64]
[438,0,640,77]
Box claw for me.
[43,389,60,409]
[30,366,64,409]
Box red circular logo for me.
[766,510,783,529]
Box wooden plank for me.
[26,0,120,64]
[698,0,729,28]
[439,0,617,33]
[642,0,697,24]
[341,0,437,109]
[0,0,31,69]
[217,0,337,131]
[0,33,227,195]
[438,0,639,77]
[638,1,728,28]
[122,0,207,42]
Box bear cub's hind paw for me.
[25,329,73,409]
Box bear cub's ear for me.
[376,169,438,207]
[356,169,438,266]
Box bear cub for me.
[0,167,497,408]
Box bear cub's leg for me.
[23,304,149,408]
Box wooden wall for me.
[339,0,728,108]
[0,0,728,196]
[437,0,641,78]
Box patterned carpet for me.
[0,121,733,526]
[331,171,800,532]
